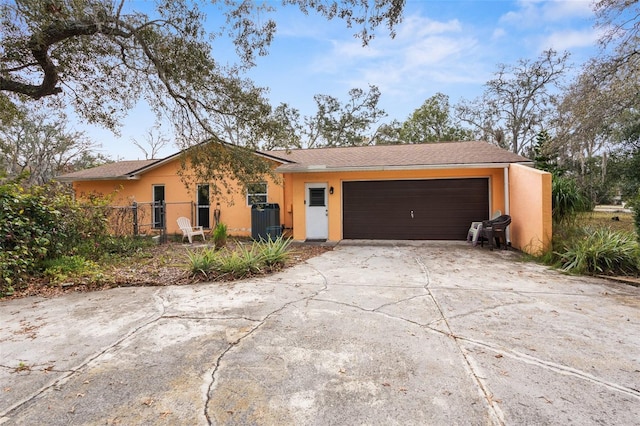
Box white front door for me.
[305,183,328,240]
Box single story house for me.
[57,141,552,255]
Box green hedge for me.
[0,181,111,296]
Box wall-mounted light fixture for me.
[329,186,334,195]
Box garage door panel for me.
[343,179,489,240]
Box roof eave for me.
[55,175,141,182]
[276,161,534,173]
[129,145,291,176]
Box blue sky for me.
[81,0,601,160]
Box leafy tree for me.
[399,93,472,143]
[1,0,406,185]
[306,85,387,148]
[0,93,22,125]
[371,120,403,145]
[265,85,388,149]
[594,0,640,70]
[0,107,105,186]
[607,150,640,200]
[552,44,638,203]
[456,49,569,155]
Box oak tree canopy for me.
[1,0,405,191]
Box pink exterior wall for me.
[73,159,284,237]
[508,164,552,255]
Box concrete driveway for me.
[1,241,639,425]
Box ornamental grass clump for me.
[185,237,294,280]
[216,244,262,279]
[557,227,640,276]
[552,176,591,226]
[258,235,294,268]
[185,246,221,279]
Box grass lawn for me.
[577,211,635,233]
[551,210,640,279]
[576,212,635,232]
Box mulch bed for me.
[3,241,333,300]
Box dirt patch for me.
[6,241,333,300]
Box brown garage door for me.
[343,179,489,240]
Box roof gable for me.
[56,141,291,182]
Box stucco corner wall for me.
[508,164,552,256]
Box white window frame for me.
[247,182,268,206]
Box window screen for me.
[309,188,325,207]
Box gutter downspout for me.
[504,166,510,245]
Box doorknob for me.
[411,210,414,218]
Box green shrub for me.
[41,255,102,284]
[628,193,640,242]
[0,181,118,296]
[213,223,228,248]
[556,227,640,275]
[552,175,591,225]
[257,236,293,268]
[1,182,58,295]
[185,238,296,280]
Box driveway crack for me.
[1,289,169,419]
[204,265,328,425]
[413,252,506,426]
[458,336,640,400]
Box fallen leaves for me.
[4,242,333,300]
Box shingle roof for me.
[273,141,531,172]
[57,141,531,181]
[56,160,158,181]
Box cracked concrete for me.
[1,241,639,425]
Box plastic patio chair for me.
[480,214,512,250]
[467,210,501,246]
[177,217,206,243]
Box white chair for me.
[177,217,206,243]
[467,210,501,246]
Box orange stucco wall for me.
[73,159,550,250]
[73,159,285,237]
[283,168,507,242]
[508,164,552,255]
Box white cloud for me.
[500,0,593,26]
[401,36,471,68]
[540,28,603,50]
[492,28,507,39]
[540,0,593,21]
[311,13,472,75]
[395,15,463,40]
[301,10,495,118]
